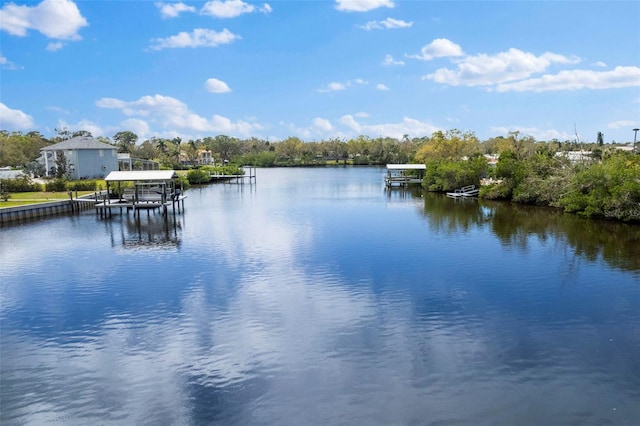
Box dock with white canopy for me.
[96,170,187,218]
[384,164,426,187]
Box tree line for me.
[0,127,625,171]
[2,127,638,221]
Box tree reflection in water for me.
[418,191,640,274]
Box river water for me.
[1,167,639,425]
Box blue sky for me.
[1,0,639,143]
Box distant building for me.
[0,168,25,180]
[40,137,118,179]
[484,154,499,166]
[555,150,592,163]
[614,145,634,152]
[198,149,214,165]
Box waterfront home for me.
[40,137,118,179]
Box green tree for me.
[54,151,67,178]
[207,135,240,163]
[0,131,50,167]
[415,129,479,162]
[423,155,488,192]
[556,152,640,221]
[53,127,72,141]
[113,131,138,153]
[72,130,93,138]
[155,137,168,154]
[135,139,159,160]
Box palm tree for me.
[156,138,168,154]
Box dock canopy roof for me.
[386,164,426,170]
[104,170,178,182]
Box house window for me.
[99,150,104,157]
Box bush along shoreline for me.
[422,151,640,223]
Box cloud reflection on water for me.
[1,168,639,425]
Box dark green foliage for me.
[45,178,67,192]
[186,169,211,184]
[423,156,488,192]
[67,180,98,191]
[0,176,41,192]
[113,131,138,153]
[175,174,190,190]
[479,182,511,199]
[0,131,50,167]
[556,153,640,221]
[511,154,572,205]
[54,152,67,178]
[240,151,277,167]
[480,150,639,221]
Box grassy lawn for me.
[1,191,97,208]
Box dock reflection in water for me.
[102,212,183,251]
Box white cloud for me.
[407,38,463,61]
[205,78,232,93]
[607,120,639,130]
[318,79,367,93]
[495,66,640,92]
[149,28,240,50]
[0,0,87,40]
[335,0,394,12]
[46,106,70,114]
[56,118,104,138]
[155,2,196,18]
[340,114,362,132]
[287,114,438,140]
[360,116,440,139]
[0,103,34,129]
[0,55,20,70]
[359,17,412,30]
[354,112,369,118]
[318,82,348,93]
[46,41,64,51]
[312,117,333,132]
[382,54,404,66]
[201,0,272,18]
[376,84,389,91]
[489,126,573,141]
[119,118,151,139]
[425,48,581,87]
[593,61,607,68]
[95,94,263,138]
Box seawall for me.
[0,197,97,225]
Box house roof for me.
[104,170,178,182]
[0,170,25,180]
[41,136,118,151]
[386,164,426,170]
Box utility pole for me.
[633,128,639,154]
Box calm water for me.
[1,167,639,425]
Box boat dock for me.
[96,170,187,218]
[210,166,256,184]
[384,164,426,187]
[446,185,480,198]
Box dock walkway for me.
[446,185,480,198]
[209,166,257,184]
